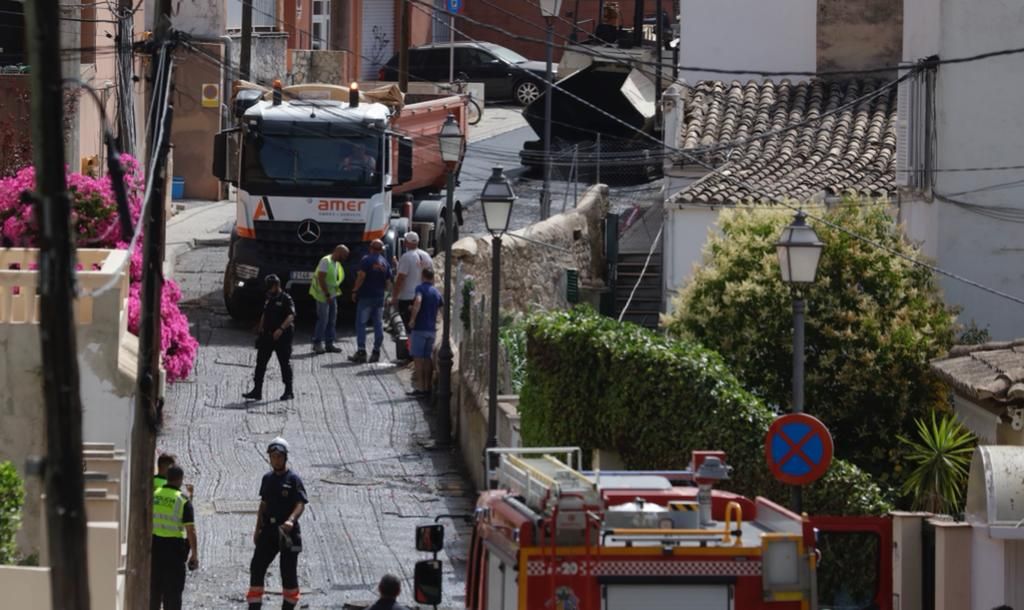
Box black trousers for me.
[253,334,293,392]
[248,528,300,609]
[150,537,188,610]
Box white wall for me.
[903,0,1024,339]
[678,0,817,84]
[663,205,721,312]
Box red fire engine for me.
[413,447,892,610]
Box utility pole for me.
[24,0,92,605]
[123,0,175,605]
[398,0,410,92]
[240,0,253,80]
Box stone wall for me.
[228,32,288,85]
[441,184,609,315]
[290,49,354,86]
[445,185,609,491]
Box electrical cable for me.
[434,11,1024,308]
[83,42,174,298]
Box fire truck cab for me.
[414,448,892,610]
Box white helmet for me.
[267,437,290,456]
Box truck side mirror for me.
[398,136,413,184]
[413,559,443,605]
[213,130,227,181]
[416,524,444,552]
[213,128,240,185]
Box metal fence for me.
[453,263,513,396]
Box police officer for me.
[151,465,198,610]
[246,437,308,610]
[244,275,295,401]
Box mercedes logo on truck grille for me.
[297,219,321,244]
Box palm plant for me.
[898,412,975,514]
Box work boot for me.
[348,350,367,364]
[313,342,325,355]
[280,388,294,401]
[368,349,381,363]
[242,388,262,401]
[325,343,341,353]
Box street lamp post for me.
[539,0,562,220]
[437,113,464,445]
[480,167,516,486]
[775,210,824,514]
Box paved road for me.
[161,245,474,609]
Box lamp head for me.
[776,210,824,285]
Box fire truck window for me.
[817,531,881,610]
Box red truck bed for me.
[392,94,469,194]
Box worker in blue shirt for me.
[349,239,393,364]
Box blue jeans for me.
[312,297,337,345]
[355,295,385,352]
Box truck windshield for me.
[242,133,381,189]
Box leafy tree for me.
[0,461,24,565]
[664,203,957,484]
[898,412,975,514]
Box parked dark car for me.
[379,42,554,106]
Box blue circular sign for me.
[446,0,463,13]
[765,413,833,485]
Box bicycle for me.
[439,72,483,126]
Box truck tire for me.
[433,214,449,257]
[223,264,244,320]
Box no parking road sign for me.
[765,413,833,485]
[446,0,463,13]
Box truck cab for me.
[213,82,466,319]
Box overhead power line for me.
[425,8,1024,308]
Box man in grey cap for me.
[392,231,433,338]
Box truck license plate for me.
[290,271,313,281]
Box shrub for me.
[0,159,198,381]
[663,203,957,483]
[898,412,975,514]
[0,461,24,565]
[519,306,891,515]
[499,316,528,394]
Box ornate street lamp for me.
[436,114,463,445]
[538,0,562,220]
[775,210,823,513]
[480,167,516,485]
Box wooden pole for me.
[399,0,411,92]
[123,1,174,603]
[240,0,253,80]
[24,0,92,605]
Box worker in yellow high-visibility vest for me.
[151,465,198,610]
[310,244,350,354]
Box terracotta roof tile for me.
[930,339,1024,406]
[673,79,897,205]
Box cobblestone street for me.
[160,245,474,609]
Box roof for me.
[247,99,390,126]
[671,79,897,205]
[930,339,1024,406]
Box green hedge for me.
[0,461,24,564]
[518,307,891,515]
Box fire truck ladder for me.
[487,447,602,604]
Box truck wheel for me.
[223,265,244,321]
[433,215,449,256]
[514,80,541,106]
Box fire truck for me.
[212,81,468,319]
[413,448,892,610]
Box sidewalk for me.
[165,199,234,272]
[467,104,528,143]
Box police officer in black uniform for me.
[246,437,308,610]
[244,274,295,401]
